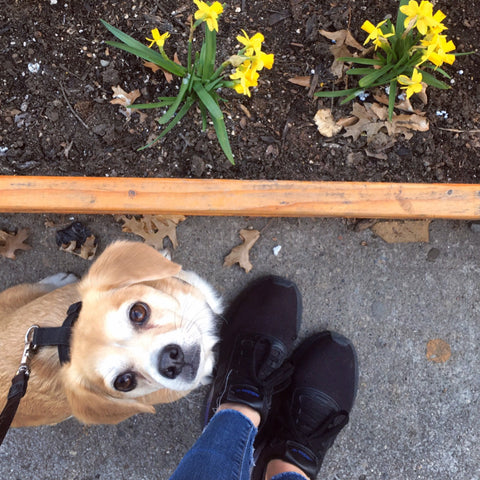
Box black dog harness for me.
[0,302,82,446]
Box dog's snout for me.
[158,344,185,379]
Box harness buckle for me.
[16,325,39,376]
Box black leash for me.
[0,302,82,446]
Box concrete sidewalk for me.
[0,213,478,480]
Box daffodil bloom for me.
[193,0,223,32]
[421,34,455,67]
[251,50,274,71]
[146,28,170,49]
[397,68,423,98]
[237,30,264,56]
[361,20,394,49]
[230,61,259,96]
[400,0,445,35]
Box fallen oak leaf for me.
[373,92,426,114]
[144,61,174,83]
[116,215,186,249]
[143,61,162,73]
[59,235,98,260]
[144,53,182,83]
[342,102,429,141]
[319,29,365,79]
[110,85,141,119]
[329,44,351,79]
[0,228,31,259]
[56,222,98,260]
[342,103,386,141]
[385,113,429,136]
[223,229,260,273]
[319,29,364,50]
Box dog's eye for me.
[114,371,137,392]
[129,302,150,325]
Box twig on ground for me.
[438,128,480,133]
[59,81,90,130]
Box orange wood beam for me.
[0,176,479,219]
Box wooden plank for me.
[0,176,479,219]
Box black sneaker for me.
[204,276,302,427]
[253,331,359,480]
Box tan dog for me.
[0,241,222,427]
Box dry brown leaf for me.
[417,82,428,104]
[0,228,31,259]
[143,61,162,73]
[385,114,429,136]
[143,61,174,83]
[110,85,141,119]
[223,229,260,273]
[116,215,186,249]
[59,235,97,260]
[336,116,357,127]
[342,103,386,140]
[373,92,426,115]
[314,109,342,137]
[173,52,183,66]
[426,338,451,363]
[343,102,429,141]
[144,53,182,83]
[319,29,364,50]
[319,29,365,79]
[288,76,311,87]
[371,220,431,243]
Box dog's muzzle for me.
[158,344,200,382]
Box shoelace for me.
[238,335,294,392]
[286,408,350,461]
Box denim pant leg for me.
[169,409,257,480]
[271,473,306,480]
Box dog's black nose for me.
[158,344,185,379]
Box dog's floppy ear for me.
[62,370,155,425]
[80,240,181,292]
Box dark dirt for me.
[1,0,479,183]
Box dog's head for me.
[62,241,221,424]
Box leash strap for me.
[0,302,82,446]
[0,371,29,446]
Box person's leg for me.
[169,405,259,480]
[270,474,305,480]
[169,276,302,480]
[253,331,359,480]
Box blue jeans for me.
[169,409,305,480]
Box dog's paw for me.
[39,272,79,290]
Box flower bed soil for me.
[1,0,479,183]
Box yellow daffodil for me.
[230,61,259,97]
[361,20,394,49]
[251,50,274,71]
[237,30,264,56]
[421,34,455,67]
[397,68,423,98]
[146,28,170,49]
[400,0,446,35]
[193,0,223,32]
[235,30,274,71]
